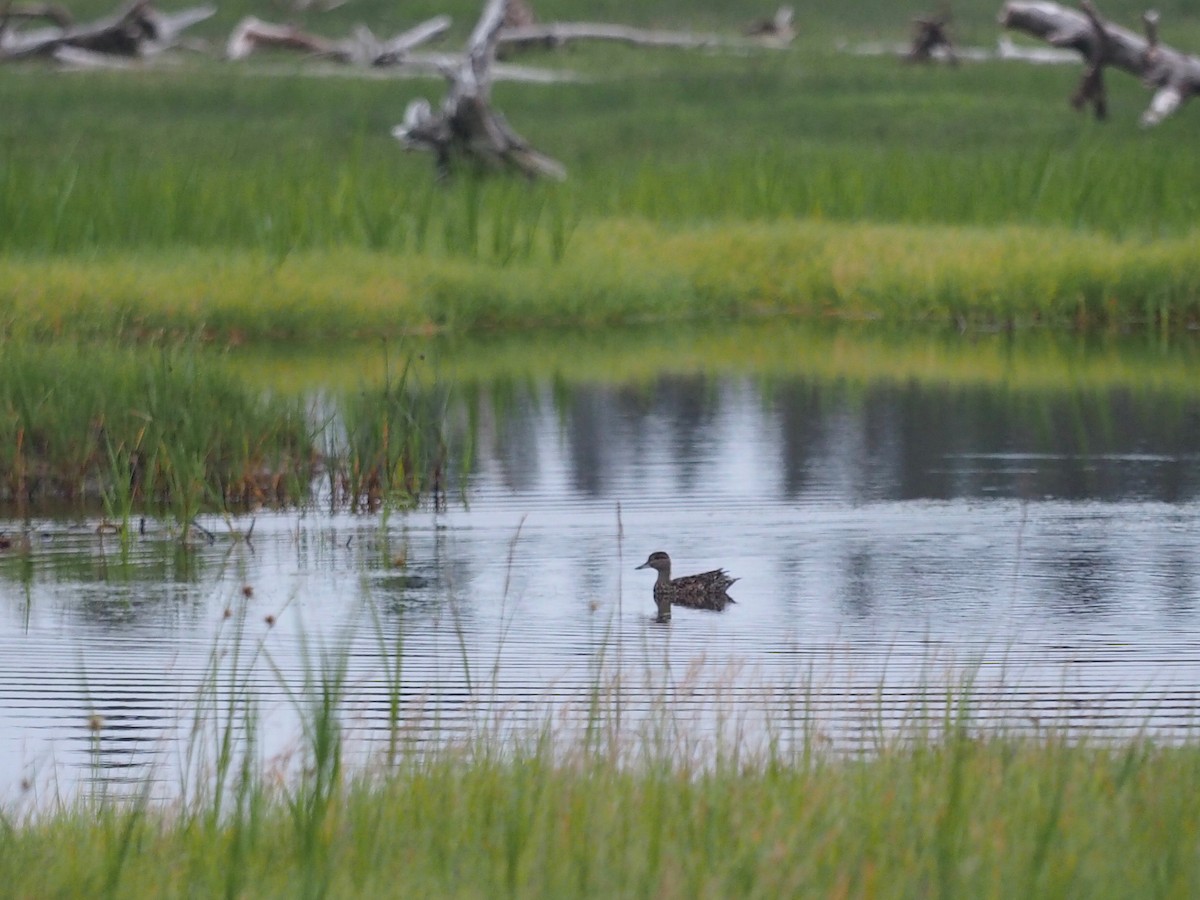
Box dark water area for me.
[3,372,1200,801]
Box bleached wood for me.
[1000,1,1200,125]
[393,0,566,180]
[497,21,736,51]
[1,0,212,60]
[225,14,450,66]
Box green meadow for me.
[3,0,1200,340]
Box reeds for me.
[8,679,1200,897]
[0,342,315,515]
[0,341,467,518]
[5,216,1200,343]
[325,348,458,512]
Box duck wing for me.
[670,569,738,610]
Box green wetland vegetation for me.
[5,0,1200,893]
[2,1,1200,339]
[10,721,1200,897]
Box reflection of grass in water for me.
[233,321,1200,398]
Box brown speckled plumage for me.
[636,551,738,623]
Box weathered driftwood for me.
[1001,1,1200,125]
[226,14,450,66]
[0,0,212,61]
[285,0,350,14]
[393,0,565,181]
[842,34,1077,64]
[495,5,793,53]
[497,21,754,52]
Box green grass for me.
[328,348,460,511]
[4,55,1199,246]
[2,0,1200,338]
[0,341,464,515]
[8,716,1200,897]
[0,341,316,516]
[2,46,1199,335]
[4,219,1200,340]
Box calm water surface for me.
[3,374,1200,800]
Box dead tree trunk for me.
[392,0,565,180]
[1001,1,1200,126]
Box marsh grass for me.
[327,348,457,513]
[9,669,1200,897]
[0,341,316,514]
[5,217,1200,343]
[4,47,1200,336]
[0,341,468,517]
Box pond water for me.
[4,369,1200,801]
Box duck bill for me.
[635,561,649,570]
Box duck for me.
[636,551,738,623]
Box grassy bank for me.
[7,726,1200,897]
[3,43,1200,336]
[4,219,1200,341]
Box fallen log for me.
[393,0,565,180]
[841,34,1078,64]
[497,21,760,52]
[225,17,338,60]
[1000,1,1200,126]
[1,0,212,60]
[225,14,450,66]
